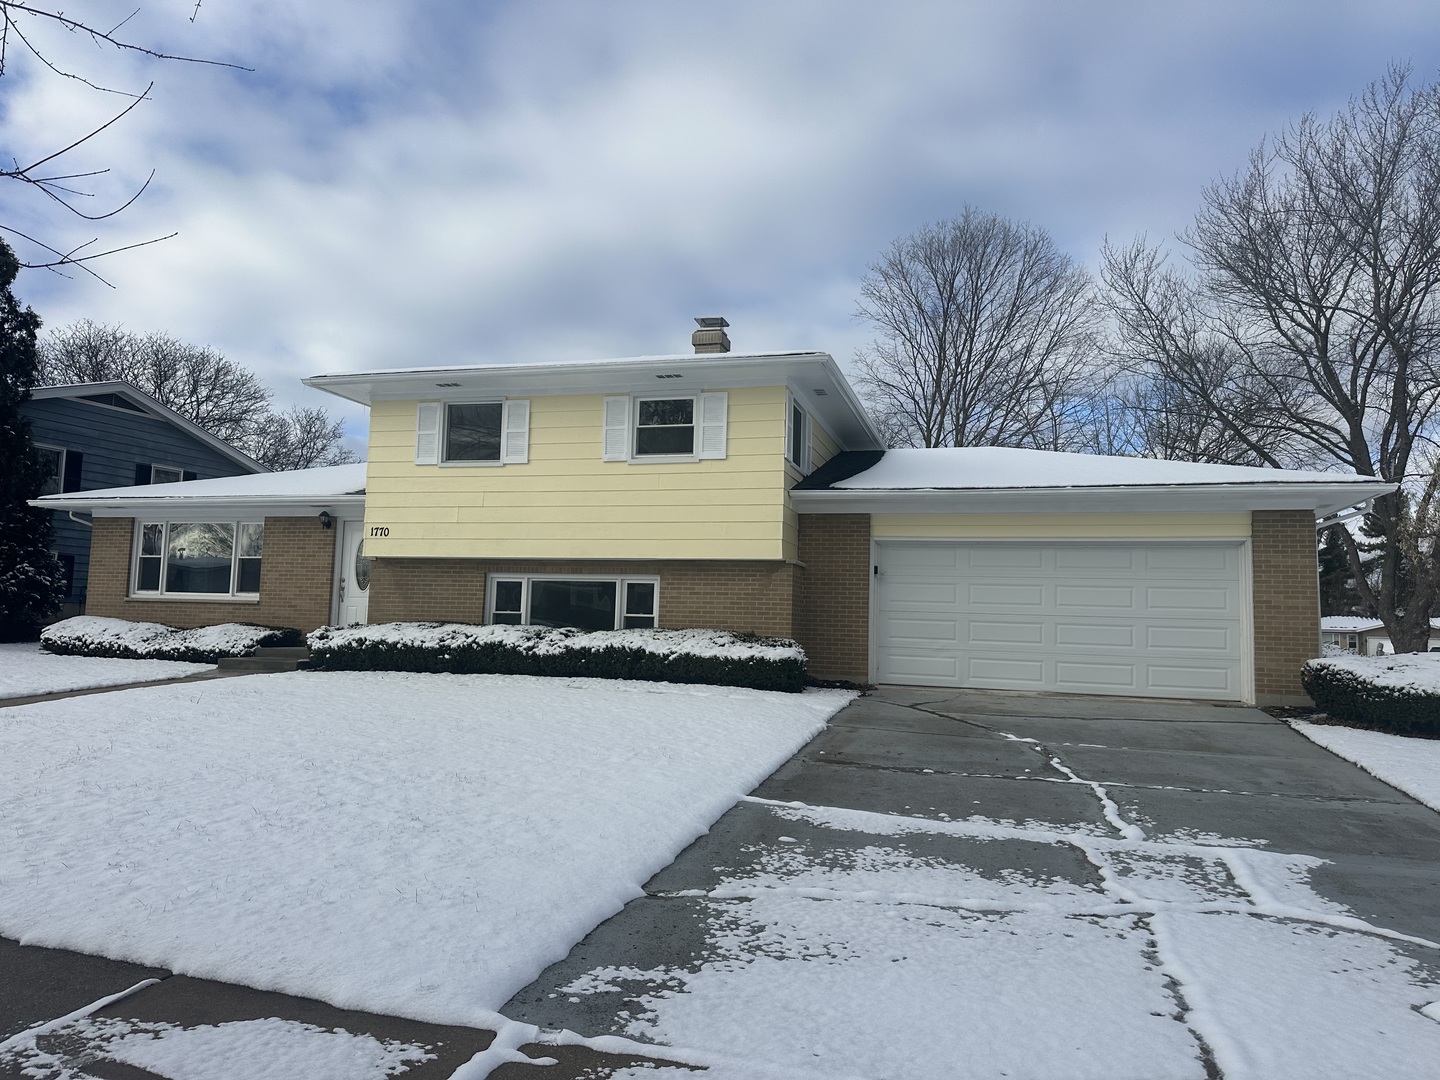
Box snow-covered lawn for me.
[0,671,850,1027]
[0,642,212,699]
[1292,719,1440,812]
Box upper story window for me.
[446,403,503,461]
[415,400,530,466]
[603,392,728,462]
[151,465,184,485]
[635,398,695,456]
[787,396,811,472]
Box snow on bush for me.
[41,616,303,663]
[308,622,808,692]
[1301,652,1440,737]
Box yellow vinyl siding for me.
[870,512,1253,539]
[810,420,839,470]
[364,388,793,560]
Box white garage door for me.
[874,541,1247,700]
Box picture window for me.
[133,521,264,598]
[488,575,660,631]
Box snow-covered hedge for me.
[308,622,808,692]
[41,616,303,663]
[1301,653,1440,737]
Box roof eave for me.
[790,481,1396,517]
[32,492,366,517]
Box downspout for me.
[67,511,93,529]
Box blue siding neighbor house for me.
[23,381,266,613]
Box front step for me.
[216,646,312,673]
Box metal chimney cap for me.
[694,316,729,328]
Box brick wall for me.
[369,558,798,639]
[794,514,871,681]
[87,516,336,631]
[1251,509,1320,705]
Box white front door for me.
[874,540,1248,701]
[337,519,371,625]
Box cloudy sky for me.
[4,1,1440,443]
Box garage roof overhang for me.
[789,481,1396,519]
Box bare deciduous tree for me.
[855,209,1100,450]
[1103,67,1440,650]
[0,2,246,279]
[37,319,356,470]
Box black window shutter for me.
[135,463,151,486]
[182,470,198,482]
[62,451,84,492]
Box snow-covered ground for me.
[0,642,212,699]
[0,671,849,1026]
[1293,719,1440,812]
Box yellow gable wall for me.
[364,387,794,560]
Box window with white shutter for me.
[697,392,727,460]
[415,403,441,464]
[602,396,631,461]
[501,400,530,464]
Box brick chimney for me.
[692,316,731,354]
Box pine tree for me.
[1318,526,1368,617]
[0,238,63,640]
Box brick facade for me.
[794,514,871,681]
[369,558,798,639]
[86,516,336,631]
[1250,509,1320,705]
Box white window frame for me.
[35,443,65,496]
[131,519,265,601]
[150,464,184,485]
[485,573,660,630]
[603,392,727,463]
[786,392,811,473]
[418,400,530,467]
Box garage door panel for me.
[967,620,1046,645]
[969,583,1043,607]
[1055,585,1136,610]
[967,656,1047,686]
[875,541,1246,701]
[1055,622,1135,648]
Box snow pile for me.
[0,642,212,699]
[309,622,808,692]
[41,616,302,663]
[1301,651,1440,736]
[1291,720,1440,812]
[0,671,853,1024]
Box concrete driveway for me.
[6,687,1440,1079]
[501,687,1440,1078]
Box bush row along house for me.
[36,321,1393,706]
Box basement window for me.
[486,575,659,630]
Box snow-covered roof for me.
[304,350,885,451]
[28,382,267,474]
[1320,617,1385,632]
[792,448,1395,517]
[832,448,1383,491]
[31,463,366,517]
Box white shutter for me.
[698,392,728,460]
[415,402,441,465]
[603,396,631,461]
[501,400,530,464]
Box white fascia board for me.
[790,482,1396,517]
[305,352,885,450]
[33,494,366,518]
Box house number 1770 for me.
[369,526,390,537]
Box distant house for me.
[1320,615,1440,655]
[22,382,265,615]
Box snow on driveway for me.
[1292,719,1440,812]
[0,642,211,699]
[0,671,851,1026]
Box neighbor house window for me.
[444,402,503,462]
[487,575,659,631]
[133,521,263,598]
[634,398,695,456]
[36,445,64,496]
[150,465,184,485]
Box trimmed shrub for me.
[41,616,303,663]
[308,622,808,693]
[1301,653,1440,737]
